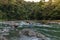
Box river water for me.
[0,21,60,40]
[33,24,60,40]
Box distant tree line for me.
[0,0,60,20]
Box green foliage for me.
[0,0,60,20]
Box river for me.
[0,21,60,40]
[33,24,60,40]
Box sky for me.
[24,0,49,2]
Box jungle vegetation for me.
[0,0,60,20]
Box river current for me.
[0,21,60,40]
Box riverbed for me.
[0,21,60,40]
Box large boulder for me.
[19,28,49,40]
[20,29,36,37]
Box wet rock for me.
[0,36,8,40]
[20,29,36,37]
[36,32,45,38]
[19,28,49,40]
[20,35,39,40]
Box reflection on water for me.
[0,21,60,40]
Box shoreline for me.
[0,20,60,25]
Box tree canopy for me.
[0,0,60,20]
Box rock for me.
[20,35,39,40]
[36,32,45,38]
[0,35,8,40]
[20,29,36,37]
[19,28,49,40]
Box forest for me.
[0,0,60,20]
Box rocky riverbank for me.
[0,35,8,40]
[19,28,48,40]
[0,28,50,40]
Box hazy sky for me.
[24,0,49,2]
